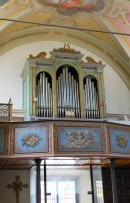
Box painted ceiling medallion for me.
[38,0,105,15]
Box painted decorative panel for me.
[109,128,130,154]
[0,128,6,154]
[57,126,103,152]
[14,125,49,154]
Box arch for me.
[83,75,98,92]
[56,65,79,82]
[36,71,52,88]
[0,27,130,90]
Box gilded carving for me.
[53,44,81,54]
[29,52,47,59]
[86,56,102,64]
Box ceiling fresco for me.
[0,0,130,49]
[105,3,130,45]
[38,0,105,15]
[0,0,109,17]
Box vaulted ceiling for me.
[0,0,130,88]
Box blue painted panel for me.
[14,125,49,154]
[57,126,103,152]
[109,128,130,154]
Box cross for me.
[7,175,29,203]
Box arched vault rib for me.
[0,27,130,90]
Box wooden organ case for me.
[21,45,106,121]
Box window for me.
[41,180,76,203]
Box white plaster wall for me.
[0,170,30,203]
[104,65,130,115]
[0,41,130,115]
[78,170,92,203]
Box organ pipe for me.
[36,70,99,119]
[36,72,52,117]
[84,76,99,119]
[57,66,80,118]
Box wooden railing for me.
[0,98,13,121]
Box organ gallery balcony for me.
[0,119,130,161]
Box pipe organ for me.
[21,45,106,121]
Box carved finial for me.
[86,56,102,64]
[8,98,12,104]
[29,52,47,59]
[64,43,71,53]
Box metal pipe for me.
[57,79,59,117]
[42,72,45,108]
[40,73,43,116]
[61,73,64,117]
[41,72,45,117]
[45,77,48,117]
[57,67,80,118]
[63,68,66,115]
[48,82,50,117]
[62,69,66,117]
[37,80,40,116]
[69,72,72,109]
[89,78,93,118]
[60,76,62,117]
[93,84,98,118]
[84,83,87,118]
[66,67,69,109]
[92,82,96,118]
[86,78,90,118]
[74,80,78,118]
[36,72,53,118]
[58,77,61,117]
[39,73,42,116]
[76,82,80,118]
[91,81,95,118]
[85,83,89,118]
[96,92,99,118]
[71,75,75,110]
[50,88,52,117]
